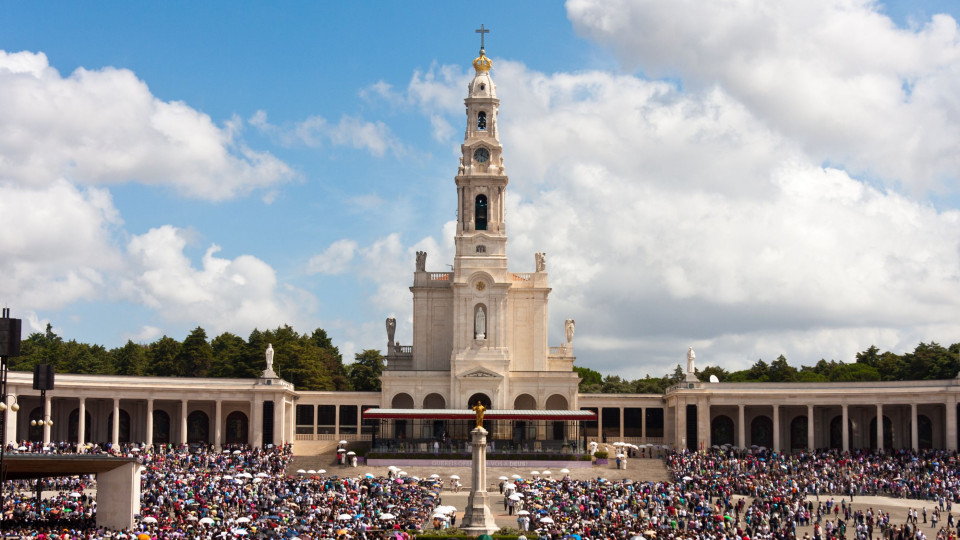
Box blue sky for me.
[1,1,960,378]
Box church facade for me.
[2,40,959,457]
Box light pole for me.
[30,364,54,510]
[0,308,23,532]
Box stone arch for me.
[475,194,488,230]
[423,393,446,409]
[829,416,855,449]
[153,410,171,444]
[391,393,414,409]
[868,415,893,449]
[67,409,92,443]
[477,111,487,130]
[225,411,249,445]
[467,393,492,409]
[106,409,132,443]
[27,407,42,442]
[545,395,568,410]
[750,415,773,448]
[514,394,536,410]
[918,414,933,449]
[790,416,808,449]
[711,415,734,447]
[187,410,209,445]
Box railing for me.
[293,433,373,442]
[395,345,412,354]
[549,346,572,356]
[429,273,450,281]
[511,273,532,281]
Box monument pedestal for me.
[460,426,498,536]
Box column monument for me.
[460,401,498,536]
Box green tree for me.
[574,366,603,390]
[348,349,384,391]
[112,340,147,376]
[768,355,799,382]
[697,365,729,382]
[148,336,182,376]
[175,327,213,377]
[209,332,246,377]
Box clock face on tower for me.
[473,147,490,163]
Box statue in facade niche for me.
[475,306,486,339]
[565,319,575,345]
[386,318,396,355]
[535,252,546,272]
[415,251,427,272]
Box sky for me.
[1,1,959,380]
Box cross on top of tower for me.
[476,24,490,52]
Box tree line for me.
[575,341,960,393]
[9,324,385,392]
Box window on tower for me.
[478,111,487,130]
[475,195,488,231]
[476,245,486,253]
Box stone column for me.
[3,391,17,446]
[334,404,341,436]
[252,395,263,447]
[946,398,957,451]
[215,400,222,450]
[274,396,285,445]
[619,407,624,441]
[876,404,884,451]
[698,400,710,451]
[807,404,815,451]
[180,399,188,446]
[77,397,86,452]
[772,405,780,452]
[41,394,52,445]
[640,407,646,441]
[145,399,153,448]
[597,408,603,442]
[112,398,120,447]
[910,403,918,450]
[841,404,849,452]
[460,426,498,536]
[676,400,687,450]
[738,404,746,449]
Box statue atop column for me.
[472,401,486,428]
[263,343,277,378]
[685,347,698,382]
[535,252,546,272]
[386,318,396,355]
[415,251,427,272]
[565,319,575,346]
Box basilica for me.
[2,40,959,459]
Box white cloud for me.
[307,239,358,275]
[566,0,960,194]
[0,179,122,310]
[250,110,403,157]
[120,225,316,335]
[0,50,294,200]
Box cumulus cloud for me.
[0,179,122,310]
[0,50,294,200]
[566,0,960,194]
[120,226,316,336]
[307,239,358,275]
[334,38,960,378]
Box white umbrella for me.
[68,492,82,498]
[399,471,408,476]
[338,449,346,453]
[235,517,251,523]
[346,451,356,456]
[517,510,530,515]
[542,470,552,477]
[531,470,540,476]
[199,517,214,525]
[430,474,440,478]
[379,513,396,520]
[232,450,242,455]
[296,469,306,474]
[511,474,522,479]
[142,516,158,523]
[388,465,399,470]
[238,472,253,479]
[252,477,263,483]
[306,470,316,474]
[318,469,326,474]
[337,514,353,521]
[340,440,348,444]
[498,475,509,480]
[256,472,269,477]
[450,474,460,479]
[509,494,523,501]
[231,528,248,536]
[540,516,554,523]
[222,475,233,480]
[560,468,570,474]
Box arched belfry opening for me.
[477,111,487,130]
[475,195,488,230]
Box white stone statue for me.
[263,343,276,378]
[565,319,575,345]
[475,306,486,339]
[535,252,546,272]
[386,318,396,354]
[415,251,427,272]
[686,347,695,373]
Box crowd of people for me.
[0,443,958,538]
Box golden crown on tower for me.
[473,49,493,72]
